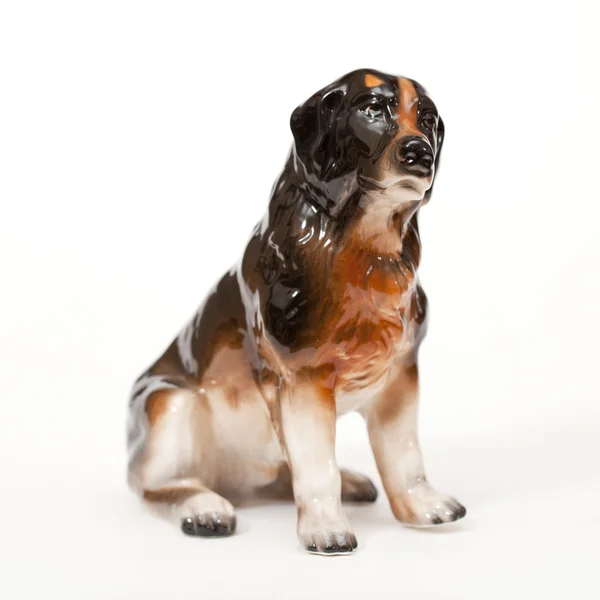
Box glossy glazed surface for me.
[127,69,465,554]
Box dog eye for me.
[362,103,384,120]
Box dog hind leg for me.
[127,375,236,537]
[143,479,237,536]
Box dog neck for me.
[347,200,401,257]
[275,154,422,267]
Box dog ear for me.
[290,86,345,182]
[423,115,444,203]
[435,116,445,165]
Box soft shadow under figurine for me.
[127,68,465,555]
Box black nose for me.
[398,137,434,174]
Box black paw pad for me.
[453,504,467,520]
[181,515,237,537]
[322,543,356,554]
[306,534,358,555]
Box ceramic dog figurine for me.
[127,68,466,555]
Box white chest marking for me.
[335,372,390,417]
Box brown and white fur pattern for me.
[127,69,465,555]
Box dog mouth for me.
[359,174,431,200]
[393,180,422,194]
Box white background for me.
[1,1,599,598]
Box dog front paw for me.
[298,512,357,555]
[390,485,466,527]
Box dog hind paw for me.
[179,491,237,537]
[340,469,378,503]
[181,513,237,537]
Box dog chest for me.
[327,266,419,414]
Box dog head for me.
[290,69,444,216]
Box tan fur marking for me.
[365,73,385,88]
[145,390,172,427]
[396,77,420,137]
[227,386,241,409]
[374,362,418,425]
[389,493,417,522]
[143,486,202,505]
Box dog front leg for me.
[365,361,466,526]
[279,375,356,555]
